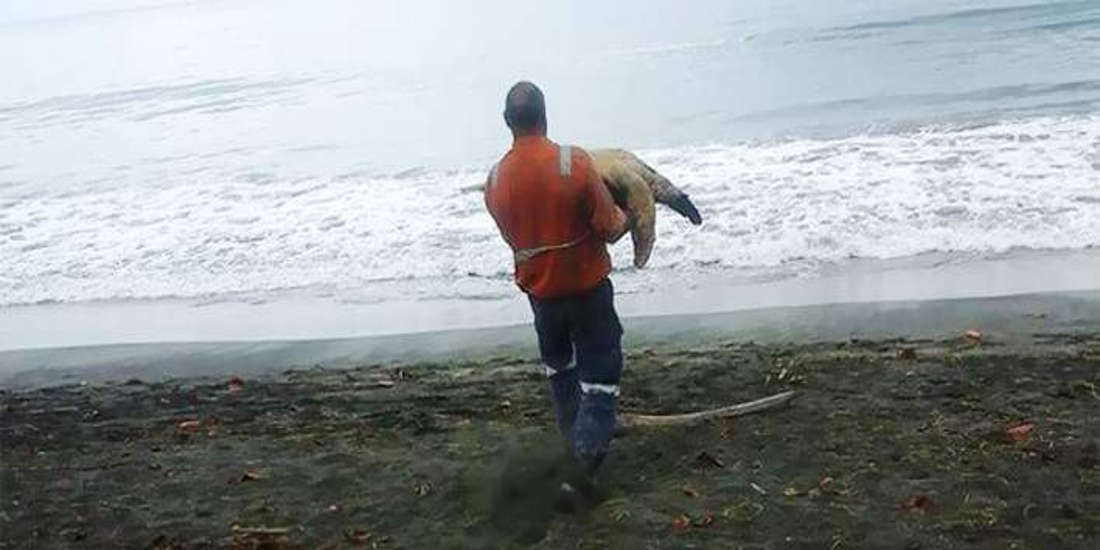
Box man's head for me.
[504,81,546,137]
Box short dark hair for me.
[503,81,546,131]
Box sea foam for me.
[2,114,1098,307]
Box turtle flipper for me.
[663,193,702,225]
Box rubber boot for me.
[548,368,580,440]
[571,391,616,477]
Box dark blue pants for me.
[528,278,622,470]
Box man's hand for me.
[624,209,639,231]
[609,208,636,244]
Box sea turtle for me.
[588,148,702,268]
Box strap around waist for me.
[513,232,589,265]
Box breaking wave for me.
[2,114,1099,307]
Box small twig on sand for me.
[230,525,291,550]
[23,406,80,415]
[617,390,797,432]
[231,526,290,536]
[0,423,39,433]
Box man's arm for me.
[578,151,630,243]
[484,170,514,249]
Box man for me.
[484,81,633,486]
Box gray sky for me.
[1,0,187,25]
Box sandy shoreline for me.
[2,325,1098,548]
[3,290,1100,388]
[1,289,1100,548]
[4,248,1100,355]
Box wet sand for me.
[4,289,1100,388]
[2,293,1100,548]
[5,248,1100,354]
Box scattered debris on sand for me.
[3,333,1099,548]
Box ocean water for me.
[2,0,1099,309]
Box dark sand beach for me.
[2,293,1100,549]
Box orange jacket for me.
[485,136,627,299]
